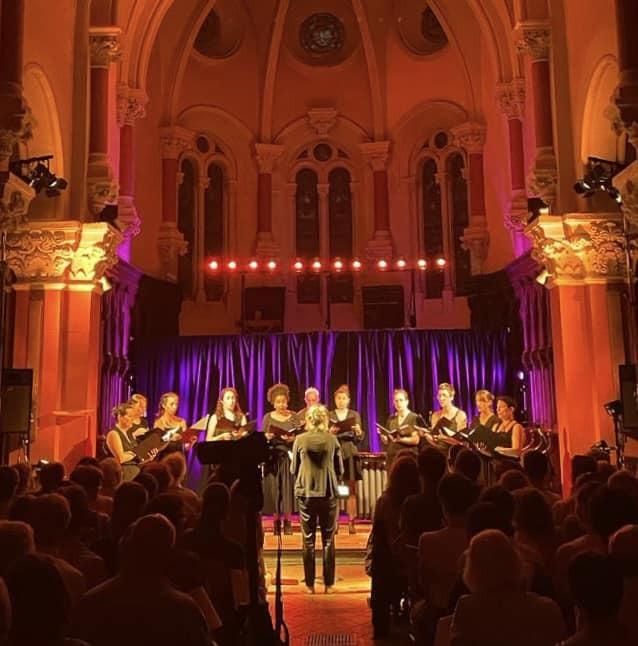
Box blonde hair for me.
[131,393,147,404]
[393,388,409,399]
[475,389,494,403]
[438,382,455,398]
[156,392,179,418]
[305,405,329,433]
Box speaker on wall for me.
[362,285,405,329]
[0,369,33,435]
[619,364,638,430]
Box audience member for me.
[76,456,100,469]
[7,494,35,523]
[608,469,638,503]
[498,468,530,492]
[70,465,112,515]
[70,514,210,646]
[523,450,560,506]
[478,484,515,534]
[37,462,66,494]
[133,470,159,500]
[609,523,638,641]
[452,448,482,485]
[450,529,565,646]
[0,578,9,644]
[140,461,171,494]
[98,457,122,498]
[12,463,32,496]
[0,521,34,577]
[557,552,635,646]
[0,467,18,519]
[161,452,202,528]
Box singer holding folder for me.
[379,389,420,471]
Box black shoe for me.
[349,520,356,535]
[283,519,293,535]
[273,519,281,536]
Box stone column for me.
[254,143,284,259]
[526,213,627,483]
[614,0,638,149]
[7,221,121,469]
[87,27,121,216]
[451,122,490,274]
[116,86,147,250]
[435,170,453,293]
[157,127,192,281]
[361,141,393,259]
[516,24,557,206]
[317,183,330,260]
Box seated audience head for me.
[12,463,31,496]
[5,553,71,643]
[161,451,188,487]
[571,454,597,486]
[37,462,65,493]
[513,487,554,539]
[58,484,90,535]
[134,471,159,500]
[99,457,123,493]
[120,514,175,577]
[479,485,515,528]
[70,465,103,502]
[76,456,100,468]
[0,467,18,504]
[417,447,447,488]
[437,473,479,522]
[575,480,603,529]
[145,493,186,536]
[467,502,513,538]
[453,448,482,483]
[201,482,231,527]
[0,521,35,577]
[28,494,71,551]
[568,552,623,624]
[387,454,420,506]
[140,461,171,494]
[522,450,551,485]
[463,529,523,593]
[609,524,638,575]
[498,469,530,493]
[608,470,638,502]
[111,481,148,537]
[589,485,638,540]
[7,495,36,523]
[0,578,8,642]
[596,460,616,483]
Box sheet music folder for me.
[132,433,167,460]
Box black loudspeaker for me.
[362,285,405,329]
[620,364,638,430]
[1,369,33,435]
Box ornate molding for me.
[157,222,188,282]
[360,141,391,172]
[525,213,627,286]
[87,176,118,216]
[451,122,486,154]
[0,173,36,232]
[117,86,148,127]
[160,126,194,160]
[254,143,284,174]
[527,152,558,205]
[613,160,638,229]
[462,223,490,274]
[496,79,526,120]
[6,221,121,285]
[515,23,551,62]
[505,191,530,233]
[307,108,338,136]
[116,195,142,240]
[89,27,122,68]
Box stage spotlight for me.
[333,258,344,272]
[248,259,259,271]
[267,259,277,271]
[516,370,526,381]
[573,179,593,195]
[417,258,427,270]
[377,259,388,271]
[208,259,220,271]
[351,259,362,271]
[395,258,407,270]
[227,260,238,271]
[435,257,447,268]
[311,259,322,272]
[293,259,304,272]
[604,400,622,418]
[11,155,68,198]
[609,187,623,204]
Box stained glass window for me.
[203,163,224,301]
[447,153,471,296]
[422,158,444,298]
[177,158,197,298]
[300,13,345,54]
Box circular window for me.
[196,136,210,153]
[434,132,449,149]
[421,8,448,49]
[300,13,345,54]
[194,11,222,57]
[193,7,242,59]
[313,143,333,162]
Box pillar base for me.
[365,231,393,260]
[157,221,188,282]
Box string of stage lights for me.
[206,256,448,274]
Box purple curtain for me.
[132,330,507,486]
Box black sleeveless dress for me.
[385,411,419,471]
[107,427,140,481]
[330,409,364,481]
[468,414,500,449]
[261,412,297,515]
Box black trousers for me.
[296,496,338,587]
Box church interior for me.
[1,0,638,644]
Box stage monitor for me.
[620,364,638,430]
[0,369,33,435]
[362,285,404,329]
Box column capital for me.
[451,122,486,153]
[254,143,284,173]
[505,191,530,233]
[157,222,188,282]
[496,78,526,119]
[317,182,330,198]
[89,26,122,69]
[0,171,36,232]
[307,107,338,136]
[117,85,148,127]
[527,152,558,206]
[525,213,626,286]
[613,160,638,228]
[360,141,391,171]
[461,224,490,275]
[6,221,121,285]
[515,22,551,62]
[160,126,194,159]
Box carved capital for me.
[527,152,558,205]
[87,174,118,216]
[515,23,551,62]
[157,222,188,282]
[0,172,36,232]
[613,160,638,229]
[6,221,121,285]
[615,72,638,148]
[360,141,391,171]
[117,86,148,127]
[160,126,193,160]
[254,143,284,174]
[116,196,142,240]
[496,79,526,119]
[525,213,626,286]
[451,122,486,154]
[307,108,337,136]
[89,27,122,68]
[461,224,490,275]
[505,191,530,233]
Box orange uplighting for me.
[417,258,427,270]
[333,258,344,272]
[248,259,259,271]
[267,259,277,271]
[208,259,220,271]
[293,259,304,272]
[227,260,237,271]
[351,259,362,271]
[377,259,388,271]
[311,259,322,272]
[435,256,447,268]
[395,258,407,270]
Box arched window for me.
[295,168,320,257]
[177,158,197,298]
[328,167,354,303]
[203,163,225,301]
[447,153,470,295]
[421,157,443,298]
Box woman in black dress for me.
[430,382,468,436]
[262,383,298,536]
[492,396,525,456]
[467,389,499,448]
[128,393,150,439]
[381,389,420,471]
[330,384,364,534]
[154,391,188,456]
